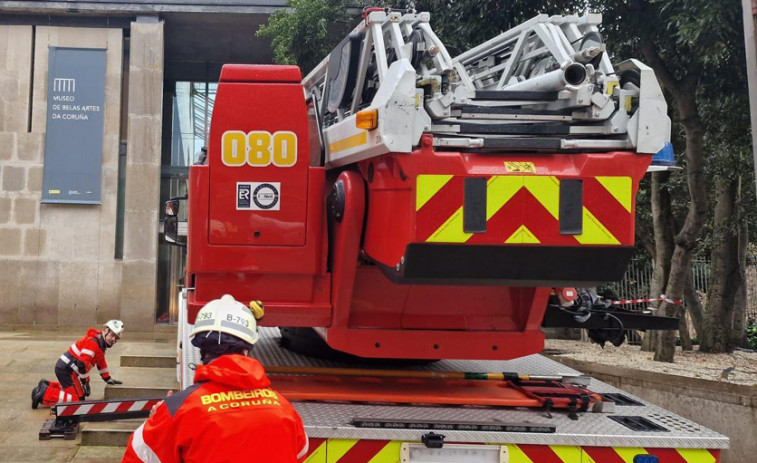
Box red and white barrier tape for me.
[55,398,162,417]
[610,295,683,306]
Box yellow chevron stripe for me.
[426,206,470,243]
[574,208,620,245]
[486,175,522,219]
[677,448,716,463]
[597,176,632,213]
[614,447,649,463]
[326,439,358,463]
[505,225,540,244]
[367,441,402,463]
[581,449,599,463]
[550,445,581,462]
[506,444,534,463]
[303,440,328,463]
[416,174,454,211]
[523,176,560,219]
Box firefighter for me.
[121,295,308,463]
[31,320,124,408]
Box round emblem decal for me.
[253,183,279,210]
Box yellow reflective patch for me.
[416,174,454,211]
[625,96,633,111]
[504,161,536,173]
[606,80,619,95]
[550,445,581,463]
[506,445,534,463]
[574,208,620,245]
[328,132,367,154]
[614,447,648,463]
[326,439,359,463]
[676,448,716,463]
[486,176,522,219]
[523,176,560,219]
[367,441,401,463]
[303,440,327,463]
[505,225,540,244]
[426,207,470,243]
[597,176,632,213]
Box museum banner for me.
[42,47,107,204]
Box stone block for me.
[26,164,43,192]
[13,196,37,224]
[0,26,8,67]
[58,261,98,323]
[23,227,45,256]
[126,115,162,164]
[55,27,108,48]
[0,228,21,255]
[122,209,159,261]
[7,26,33,73]
[130,22,164,71]
[0,132,17,161]
[106,28,124,75]
[120,259,157,329]
[38,204,77,260]
[16,261,37,322]
[17,132,43,162]
[127,70,163,116]
[71,206,103,258]
[96,261,122,323]
[98,194,117,258]
[102,134,120,169]
[34,260,60,324]
[0,197,10,224]
[2,165,25,192]
[124,162,160,211]
[0,259,21,323]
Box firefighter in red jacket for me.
[31,320,124,408]
[121,295,308,463]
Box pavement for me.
[0,328,176,463]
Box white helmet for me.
[104,319,124,337]
[190,295,259,345]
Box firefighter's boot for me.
[31,380,47,409]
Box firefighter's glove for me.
[105,378,122,385]
[83,382,91,398]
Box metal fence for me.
[606,258,757,321]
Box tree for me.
[593,0,751,360]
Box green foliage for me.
[256,0,361,74]
[747,318,757,349]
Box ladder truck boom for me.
[171,9,673,362]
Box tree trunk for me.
[699,180,740,353]
[731,177,749,348]
[678,304,692,351]
[683,269,704,339]
[641,172,675,351]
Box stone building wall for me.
[0,21,163,330]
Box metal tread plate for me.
[183,322,728,449]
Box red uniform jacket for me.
[122,354,308,463]
[57,328,112,383]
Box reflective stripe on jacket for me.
[122,354,308,463]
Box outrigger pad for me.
[39,418,79,440]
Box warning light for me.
[633,455,659,463]
[356,109,378,130]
